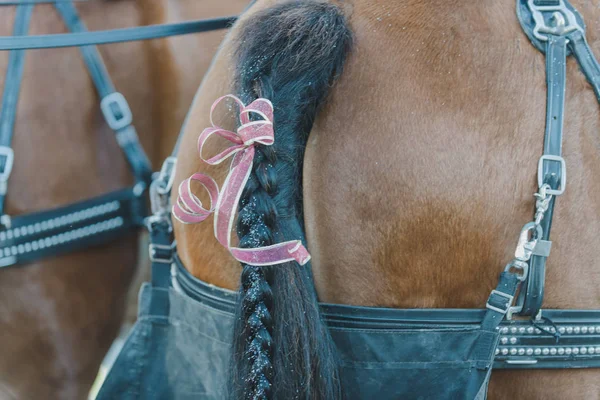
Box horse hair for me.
[229,1,352,399]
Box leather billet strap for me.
[0,186,146,268]
[518,34,567,316]
[473,272,521,370]
[515,0,600,317]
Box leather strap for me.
[0,186,146,268]
[518,35,567,316]
[0,16,237,50]
[55,1,152,183]
[473,272,521,369]
[0,4,33,217]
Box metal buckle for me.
[149,243,173,264]
[100,92,133,131]
[0,146,14,195]
[156,156,177,196]
[504,260,530,282]
[486,290,515,314]
[528,0,583,41]
[537,155,566,195]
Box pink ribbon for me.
[173,95,311,267]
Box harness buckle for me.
[0,146,14,195]
[155,156,177,196]
[537,155,566,195]
[528,0,583,41]
[486,290,515,315]
[149,243,173,264]
[100,92,133,131]
[505,260,530,282]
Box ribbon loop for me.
[172,173,219,224]
[174,95,311,267]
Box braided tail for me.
[230,2,352,399]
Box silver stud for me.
[510,348,518,355]
[588,347,595,354]
[542,348,550,355]
[527,327,535,334]
[559,327,566,334]
[581,347,587,355]
[534,348,542,355]
[526,348,534,355]
[535,328,542,334]
[565,348,572,355]
[589,326,596,334]
[502,348,509,355]
[501,337,508,344]
[573,348,580,355]
[558,348,565,355]
[566,327,573,334]
[595,347,600,354]
[574,327,581,334]
[509,337,517,344]
[500,327,509,334]
[510,327,518,334]
[582,327,588,334]
[495,348,500,355]
[550,348,557,355]
[518,327,526,334]
[549,327,556,334]
[518,348,525,355]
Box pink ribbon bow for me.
[173,95,311,267]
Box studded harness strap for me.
[0,1,239,267]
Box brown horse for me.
[0,0,246,399]
[173,0,600,398]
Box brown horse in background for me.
[0,0,246,399]
[174,0,600,398]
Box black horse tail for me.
[229,1,352,399]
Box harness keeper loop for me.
[100,92,133,131]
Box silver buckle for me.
[486,290,514,314]
[100,92,133,131]
[149,243,173,264]
[156,156,177,196]
[0,146,14,195]
[537,155,566,195]
[504,260,530,282]
[528,0,583,41]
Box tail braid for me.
[230,2,352,398]
[237,144,278,399]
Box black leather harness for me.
[141,0,600,372]
[0,1,237,267]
